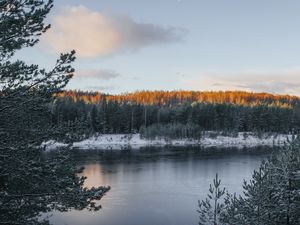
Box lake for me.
[50,147,271,225]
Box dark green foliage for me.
[198,138,300,225]
[0,1,109,224]
[51,96,300,138]
[0,0,53,59]
[140,123,202,140]
[0,148,110,225]
[197,174,226,225]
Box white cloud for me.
[86,85,117,91]
[75,69,120,80]
[185,69,300,96]
[44,5,186,58]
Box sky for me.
[17,0,300,95]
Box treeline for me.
[140,123,202,140]
[58,90,300,108]
[50,90,300,138]
[198,137,300,225]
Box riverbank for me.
[43,132,294,151]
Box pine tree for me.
[97,99,108,133]
[268,140,300,225]
[0,1,109,224]
[90,104,99,132]
[208,138,300,225]
[198,174,226,225]
[239,163,271,225]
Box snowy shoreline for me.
[43,133,294,151]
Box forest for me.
[198,137,300,225]
[58,90,300,107]
[51,90,300,139]
[1,1,300,225]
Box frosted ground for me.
[43,132,294,151]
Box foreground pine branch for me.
[0,1,109,224]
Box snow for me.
[43,133,294,151]
[200,133,292,148]
[41,140,68,151]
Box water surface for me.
[50,147,270,225]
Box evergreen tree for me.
[198,174,226,225]
[199,138,300,225]
[0,1,109,224]
[90,104,99,132]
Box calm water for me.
[50,147,270,225]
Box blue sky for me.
[18,0,300,95]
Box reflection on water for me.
[50,147,270,225]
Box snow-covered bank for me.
[43,133,295,151]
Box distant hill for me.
[58,90,300,108]
[51,90,300,137]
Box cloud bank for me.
[186,69,300,96]
[45,5,186,58]
[87,85,117,91]
[75,69,120,80]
